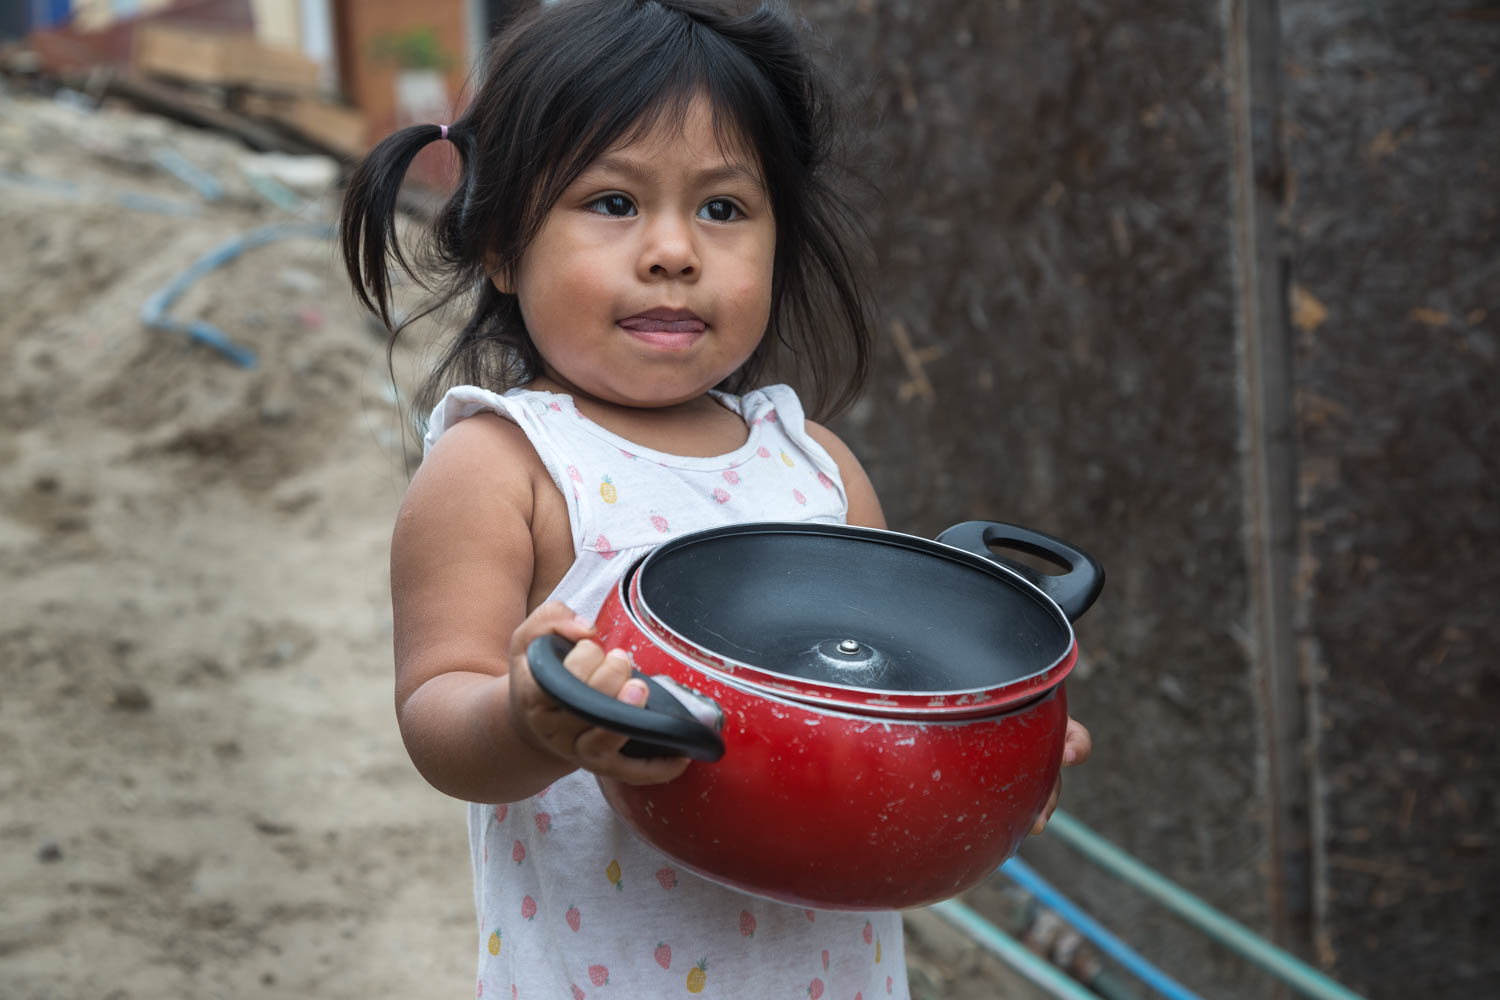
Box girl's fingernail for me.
[624,681,647,705]
[573,616,594,630]
[1063,748,1078,764]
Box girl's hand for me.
[1031,716,1091,835]
[506,601,692,786]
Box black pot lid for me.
[630,522,1085,715]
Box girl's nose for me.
[640,216,699,280]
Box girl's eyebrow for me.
[586,153,764,190]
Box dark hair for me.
[340,0,873,430]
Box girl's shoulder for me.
[423,384,557,456]
[723,382,810,428]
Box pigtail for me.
[339,123,457,330]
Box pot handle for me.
[525,635,726,762]
[935,521,1105,622]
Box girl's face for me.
[506,93,777,409]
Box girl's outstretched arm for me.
[390,414,686,804]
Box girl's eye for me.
[699,199,742,222]
[587,194,636,217]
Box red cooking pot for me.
[527,520,1103,910]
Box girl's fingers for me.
[573,677,690,783]
[509,600,596,657]
[573,726,691,785]
[1061,716,1092,766]
[608,755,692,786]
[580,648,633,694]
[1032,777,1062,835]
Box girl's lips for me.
[617,311,706,349]
[620,327,703,350]
[617,315,706,334]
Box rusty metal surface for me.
[801,1,1275,995]
[1281,0,1500,994]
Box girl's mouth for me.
[618,309,706,348]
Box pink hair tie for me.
[439,124,449,140]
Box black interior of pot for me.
[635,526,1072,694]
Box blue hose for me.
[1042,811,1368,1000]
[1002,856,1206,1000]
[140,222,334,367]
[928,899,1105,1000]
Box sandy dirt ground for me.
[0,88,1040,1000]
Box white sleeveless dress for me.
[423,383,909,1000]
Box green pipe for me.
[1044,810,1367,1000]
[928,899,1101,1000]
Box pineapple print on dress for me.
[487,927,502,955]
[605,858,623,891]
[599,475,618,504]
[686,959,708,994]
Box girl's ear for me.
[484,252,515,295]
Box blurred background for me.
[1,1,1495,998]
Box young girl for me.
[341,1,1089,996]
